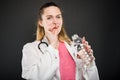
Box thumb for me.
[82,36,86,43]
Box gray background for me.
[0,0,119,80]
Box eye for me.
[47,17,52,20]
[56,15,62,19]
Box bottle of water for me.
[72,34,93,67]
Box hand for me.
[77,37,95,66]
[82,37,93,55]
[45,28,59,49]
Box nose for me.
[53,18,58,24]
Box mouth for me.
[49,26,58,31]
[53,27,58,29]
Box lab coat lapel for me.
[64,42,75,60]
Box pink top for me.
[58,41,76,80]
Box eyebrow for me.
[46,14,62,17]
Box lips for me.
[49,26,58,31]
[53,27,58,29]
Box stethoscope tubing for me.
[38,41,48,54]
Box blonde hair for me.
[36,2,71,45]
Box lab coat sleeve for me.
[76,58,99,80]
[83,61,99,80]
[21,43,59,80]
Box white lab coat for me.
[21,37,99,80]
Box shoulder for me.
[22,41,41,57]
[22,41,40,50]
[64,41,74,47]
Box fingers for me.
[77,48,95,66]
[76,36,95,66]
[77,49,90,60]
[82,37,93,55]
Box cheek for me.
[44,20,51,26]
[58,20,63,31]
[60,19,63,24]
[58,26,62,33]
[43,21,52,30]
[60,21,63,26]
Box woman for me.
[21,2,99,80]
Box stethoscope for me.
[38,39,48,54]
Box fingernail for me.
[82,36,85,40]
[82,37,85,43]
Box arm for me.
[72,36,99,80]
[75,57,99,80]
[83,61,99,80]
[21,43,59,80]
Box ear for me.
[38,20,43,27]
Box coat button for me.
[55,56,57,59]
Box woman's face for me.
[39,6,63,36]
